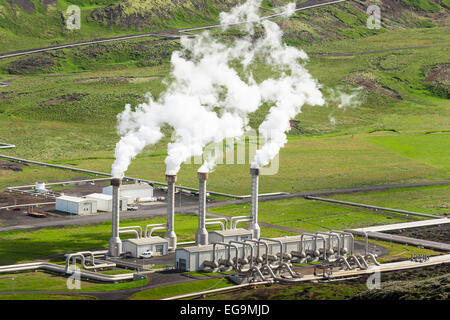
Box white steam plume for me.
[112,0,323,177]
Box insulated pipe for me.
[109,178,122,257]
[213,242,230,266]
[205,221,225,231]
[119,229,140,239]
[331,230,354,255]
[329,232,342,258]
[316,232,333,256]
[148,226,168,237]
[249,168,261,239]
[164,174,177,250]
[260,237,283,264]
[361,231,369,255]
[314,234,327,260]
[300,233,316,258]
[230,216,250,229]
[229,240,254,269]
[250,239,270,265]
[206,217,229,230]
[365,253,381,266]
[195,172,209,245]
[119,226,143,238]
[232,218,253,229]
[144,223,167,237]
[244,239,264,264]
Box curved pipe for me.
[300,232,316,257]
[148,226,168,237]
[316,232,333,256]
[361,231,369,255]
[260,237,283,264]
[206,217,229,230]
[249,266,266,282]
[213,242,230,266]
[329,232,342,258]
[357,255,369,269]
[119,229,140,239]
[244,239,269,264]
[232,218,252,229]
[230,215,250,229]
[335,256,352,270]
[144,223,167,237]
[0,262,130,282]
[205,221,225,231]
[331,230,354,255]
[365,253,381,266]
[348,255,364,269]
[119,226,142,238]
[229,240,254,269]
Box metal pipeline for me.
[205,221,225,231]
[347,255,364,269]
[229,240,254,269]
[205,217,229,230]
[316,232,333,256]
[365,253,381,266]
[119,226,143,238]
[249,266,267,282]
[144,223,167,237]
[357,255,369,269]
[361,231,369,255]
[244,239,267,264]
[260,237,284,264]
[213,242,230,267]
[232,218,253,229]
[331,230,354,255]
[119,229,140,239]
[230,216,250,229]
[148,226,168,237]
[300,233,316,258]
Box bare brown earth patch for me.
[41,93,85,105]
[74,76,159,83]
[0,160,27,172]
[7,54,56,74]
[424,63,450,98]
[344,72,402,100]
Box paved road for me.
[1,180,449,233]
[0,0,349,60]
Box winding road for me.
[0,0,349,60]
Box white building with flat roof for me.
[55,195,97,215]
[85,193,128,212]
[102,182,153,203]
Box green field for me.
[0,270,147,292]
[130,277,235,300]
[0,213,290,265]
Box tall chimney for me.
[109,178,122,257]
[164,174,177,250]
[249,168,261,239]
[195,171,209,246]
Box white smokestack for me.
[109,178,122,257]
[164,175,177,250]
[195,171,209,246]
[249,168,260,239]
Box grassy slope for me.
[0,214,290,265]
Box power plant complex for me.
[101,167,369,283]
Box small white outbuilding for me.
[84,193,128,212]
[102,182,153,203]
[55,195,97,215]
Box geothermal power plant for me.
[102,166,373,283]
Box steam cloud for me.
[111,0,324,177]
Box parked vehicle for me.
[127,205,138,211]
[139,251,153,259]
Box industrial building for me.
[122,237,169,258]
[55,195,98,215]
[85,193,128,212]
[103,182,153,203]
